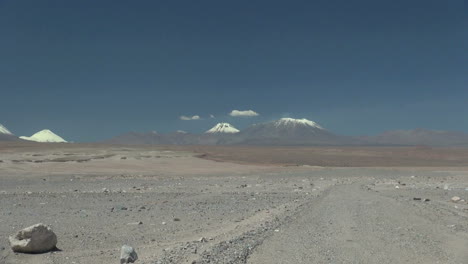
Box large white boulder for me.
[120,245,138,263]
[9,223,58,253]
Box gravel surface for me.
[1,145,468,263]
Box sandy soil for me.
[166,145,468,167]
[1,143,468,263]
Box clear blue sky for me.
[1,0,467,142]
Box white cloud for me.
[180,115,201,120]
[229,110,259,117]
[210,114,215,118]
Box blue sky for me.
[0,0,467,142]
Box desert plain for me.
[1,142,468,264]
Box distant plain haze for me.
[0,0,466,142]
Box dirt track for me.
[1,144,468,263]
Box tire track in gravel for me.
[248,182,468,264]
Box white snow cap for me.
[0,123,13,135]
[206,123,240,134]
[275,118,324,129]
[20,129,67,143]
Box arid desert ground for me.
[1,143,468,263]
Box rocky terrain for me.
[1,143,468,263]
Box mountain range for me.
[103,118,468,147]
[0,124,67,143]
[3,120,468,146]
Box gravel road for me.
[249,182,468,264]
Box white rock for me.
[451,196,461,202]
[120,245,138,263]
[9,223,57,253]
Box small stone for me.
[198,237,207,242]
[413,198,421,201]
[173,218,181,222]
[451,196,461,202]
[127,221,143,225]
[116,206,128,211]
[120,245,138,263]
[9,223,57,253]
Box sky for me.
[0,0,467,142]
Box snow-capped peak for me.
[20,129,67,143]
[275,118,324,129]
[0,123,13,135]
[206,123,240,134]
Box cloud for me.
[210,114,215,118]
[180,115,201,120]
[229,110,259,117]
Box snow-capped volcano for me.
[20,129,67,143]
[206,123,240,134]
[221,117,349,145]
[274,118,324,129]
[0,123,13,135]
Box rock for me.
[120,245,138,263]
[115,205,128,211]
[451,196,461,202]
[9,223,57,253]
[413,198,421,201]
[127,221,143,225]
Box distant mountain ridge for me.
[106,118,353,146]
[3,120,468,147]
[361,128,468,147]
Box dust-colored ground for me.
[1,143,468,264]
[166,145,468,167]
